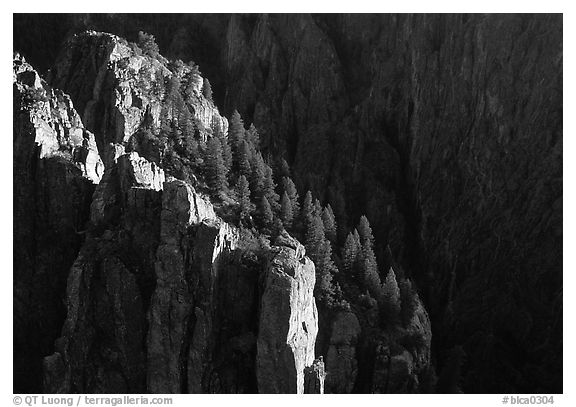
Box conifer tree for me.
[246,123,260,151]
[342,231,361,275]
[228,110,245,168]
[305,213,325,262]
[381,266,401,319]
[235,175,254,220]
[317,239,338,277]
[301,191,315,228]
[399,278,419,326]
[205,136,228,199]
[322,205,337,244]
[280,192,294,229]
[262,165,281,213]
[327,185,347,238]
[358,215,375,249]
[211,115,224,138]
[183,135,200,162]
[282,176,300,217]
[363,250,382,301]
[353,229,361,248]
[249,152,266,202]
[167,73,182,102]
[354,215,382,296]
[138,31,160,58]
[315,238,338,305]
[219,135,233,172]
[313,198,323,219]
[202,78,213,102]
[257,196,274,230]
[278,158,291,178]
[238,140,252,178]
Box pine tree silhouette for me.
[357,215,374,249]
[301,191,314,229]
[238,140,252,178]
[257,196,274,230]
[235,175,254,220]
[246,123,260,150]
[282,177,300,218]
[202,78,213,102]
[205,136,228,199]
[262,165,281,213]
[380,266,401,321]
[249,152,266,202]
[228,110,245,171]
[342,231,361,275]
[219,135,232,172]
[305,214,325,262]
[322,205,337,244]
[280,192,294,229]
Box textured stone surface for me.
[48,31,228,157]
[13,54,103,393]
[14,14,562,393]
[13,54,103,184]
[42,152,163,393]
[256,236,318,394]
[117,151,165,191]
[147,179,240,393]
[43,254,148,393]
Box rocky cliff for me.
[15,33,326,394]
[210,14,563,393]
[14,54,103,392]
[13,13,561,393]
[257,234,317,393]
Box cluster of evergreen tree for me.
[125,41,421,325]
[276,176,422,326]
[121,34,432,388]
[158,108,280,232]
[273,161,423,318]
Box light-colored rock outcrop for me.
[49,31,228,155]
[117,151,165,191]
[256,235,318,394]
[14,54,103,184]
[147,180,239,393]
[14,54,105,392]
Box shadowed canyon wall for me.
[14,14,562,393]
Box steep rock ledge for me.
[43,149,163,393]
[146,179,240,393]
[13,54,103,393]
[20,32,326,394]
[48,31,228,157]
[256,234,318,394]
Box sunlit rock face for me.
[13,53,104,393]
[48,31,228,157]
[256,234,318,394]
